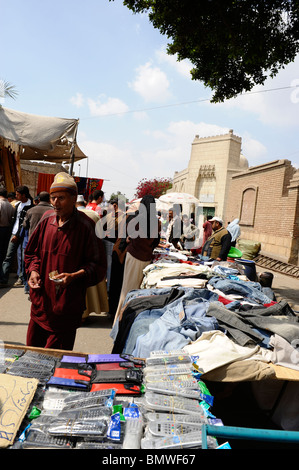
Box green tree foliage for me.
[109,191,128,203]
[135,177,172,198]
[121,0,299,102]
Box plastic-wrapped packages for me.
[5,351,57,385]
[141,430,217,450]
[122,403,144,449]
[143,391,205,416]
[146,350,192,367]
[48,418,109,439]
[144,373,199,389]
[143,364,194,376]
[146,412,207,425]
[61,389,115,411]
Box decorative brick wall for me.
[225,159,299,265]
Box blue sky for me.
[2,0,299,201]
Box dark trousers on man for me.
[0,226,12,280]
[26,318,77,351]
[0,234,20,284]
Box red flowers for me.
[135,177,172,199]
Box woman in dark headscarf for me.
[113,195,160,326]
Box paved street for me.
[0,266,298,355]
[0,273,114,354]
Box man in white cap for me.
[24,172,106,350]
[201,216,231,261]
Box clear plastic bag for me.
[122,416,144,449]
[144,391,205,415]
[143,364,193,376]
[145,382,209,401]
[21,429,74,449]
[146,351,192,367]
[57,406,112,421]
[146,412,207,425]
[141,431,217,449]
[62,390,114,411]
[48,418,109,438]
[148,420,202,436]
[144,373,198,389]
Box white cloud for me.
[146,120,228,150]
[142,120,230,173]
[75,138,141,199]
[241,133,267,162]
[70,92,84,108]
[129,61,171,102]
[214,55,299,128]
[87,95,129,116]
[79,139,130,166]
[167,121,229,142]
[74,120,268,200]
[155,47,192,79]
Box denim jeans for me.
[0,226,12,280]
[112,287,219,353]
[22,231,29,293]
[17,245,22,279]
[111,287,187,347]
[123,308,163,354]
[208,276,273,305]
[1,236,21,284]
[131,296,218,358]
[241,300,299,345]
[207,299,299,347]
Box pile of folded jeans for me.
[111,249,299,375]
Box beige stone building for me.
[172,129,248,220]
[226,159,299,266]
[172,130,299,267]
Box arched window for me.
[240,186,258,226]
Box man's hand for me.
[54,269,86,287]
[53,273,73,287]
[28,271,41,289]
[11,235,18,244]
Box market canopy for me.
[0,106,87,163]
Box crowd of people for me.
[0,172,241,351]
[159,208,240,262]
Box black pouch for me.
[91,368,143,385]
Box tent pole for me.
[69,144,75,175]
[69,120,79,176]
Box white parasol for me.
[129,198,170,211]
[159,192,199,204]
